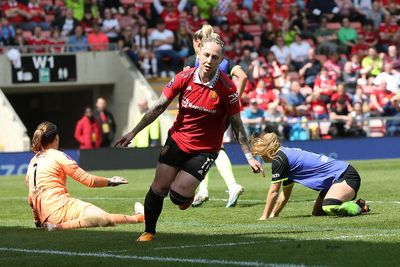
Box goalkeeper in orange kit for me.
[26,121,144,231]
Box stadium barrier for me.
[1,137,399,176]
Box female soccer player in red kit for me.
[115,36,264,241]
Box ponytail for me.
[31,121,58,153]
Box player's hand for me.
[248,158,264,177]
[108,176,128,186]
[114,132,135,147]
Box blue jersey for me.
[271,147,349,191]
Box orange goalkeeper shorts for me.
[46,198,92,224]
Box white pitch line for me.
[153,241,266,250]
[0,247,308,267]
[1,196,399,205]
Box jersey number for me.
[33,163,38,188]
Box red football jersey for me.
[163,68,241,153]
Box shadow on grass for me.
[0,226,398,267]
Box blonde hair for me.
[194,24,214,41]
[251,132,281,162]
[32,121,58,153]
[200,35,224,50]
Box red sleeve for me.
[221,75,241,116]
[162,69,191,100]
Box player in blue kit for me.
[251,132,370,219]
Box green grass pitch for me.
[0,159,399,266]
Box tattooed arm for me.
[229,113,264,176]
[114,93,172,147]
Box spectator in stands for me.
[134,24,157,78]
[26,121,144,231]
[306,0,339,23]
[131,99,160,148]
[331,83,352,111]
[329,98,351,137]
[269,0,290,29]
[361,47,383,77]
[194,0,218,20]
[2,0,29,26]
[378,14,398,53]
[289,34,310,71]
[150,19,181,77]
[338,17,358,54]
[94,97,117,147]
[103,0,123,15]
[0,17,16,46]
[307,90,329,120]
[66,0,85,21]
[23,0,50,31]
[370,80,396,116]
[270,36,290,66]
[384,95,400,136]
[174,25,193,58]
[280,19,298,46]
[49,27,66,53]
[348,101,368,137]
[74,106,102,149]
[101,8,120,43]
[27,26,48,53]
[299,48,321,87]
[289,116,310,141]
[370,1,389,29]
[260,21,277,51]
[68,25,88,52]
[118,5,146,35]
[81,10,97,34]
[187,5,207,33]
[283,80,307,117]
[248,79,280,111]
[88,23,109,51]
[353,0,372,23]
[384,45,400,69]
[13,27,28,53]
[352,20,377,56]
[314,16,338,56]
[342,61,360,96]
[85,0,100,21]
[252,0,269,25]
[352,87,370,108]
[373,62,400,94]
[117,25,139,66]
[313,66,336,103]
[153,0,187,32]
[53,8,79,37]
[241,99,265,137]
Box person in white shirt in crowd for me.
[289,34,311,71]
[373,62,400,94]
[101,8,120,43]
[150,19,182,78]
[270,36,291,66]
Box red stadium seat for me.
[120,0,136,5]
[243,24,262,37]
[369,119,386,137]
[45,14,55,23]
[23,31,32,40]
[327,22,341,31]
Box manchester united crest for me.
[209,90,218,99]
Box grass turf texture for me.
[0,159,399,267]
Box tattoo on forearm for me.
[132,94,171,135]
[230,114,251,154]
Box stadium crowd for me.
[2,0,400,141]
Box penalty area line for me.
[0,247,308,267]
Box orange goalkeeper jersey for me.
[26,149,109,223]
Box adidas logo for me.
[197,169,203,175]
[186,86,192,91]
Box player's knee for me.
[95,214,115,227]
[169,189,191,206]
[322,198,342,216]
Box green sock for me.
[323,202,361,216]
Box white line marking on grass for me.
[1,196,400,205]
[0,247,308,267]
[153,241,265,250]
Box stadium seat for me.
[368,118,386,137]
[327,22,341,31]
[23,31,32,40]
[45,14,55,23]
[120,0,136,5]
[243,24,262,37]
[42,31,51,39]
